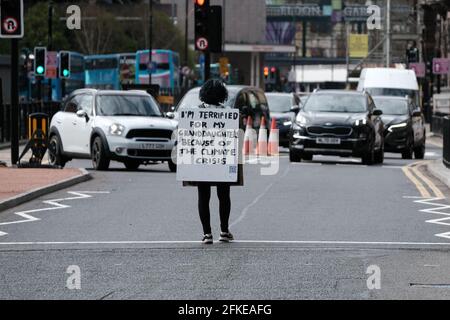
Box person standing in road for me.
[183,79,244,245]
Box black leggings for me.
[197,184,231,235]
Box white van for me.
[357,68,420,105]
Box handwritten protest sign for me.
[176,108,240,183]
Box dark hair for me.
[199,79,228,105]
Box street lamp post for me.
[386,0,391,67]
[48,1,53,102]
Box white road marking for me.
[0,240,450,247]
[406,197,450,240]
[426,152,438,157]
[0,191,110,235]
[230,167,290,228]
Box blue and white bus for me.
[85,53,136,90]
[85,54,121,90]
[135,49,180,94]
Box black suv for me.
[289,90,385,165]
[372,96,426,159]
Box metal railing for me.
[444,117,450,169]
[0,102,61,143]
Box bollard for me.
[18,112,49,167]
[444,117,450,169]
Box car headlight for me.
[388,122,407,132]
[354,118,367,126]
[296,115,308,126]
[283,120,293,126]
[109,123,125,136]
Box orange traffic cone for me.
[268,117,279,157]
[243,116,256,156]
[257,117,268,157]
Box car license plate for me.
[139,143,165,150]
[316,137,341,145]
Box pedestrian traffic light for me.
[34,47,46,77]
[59,51,71,79]
[0,0,24,39]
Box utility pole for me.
[11,39,19,165]
[386,0,391,67]
[346,22,350,88]
[48,1,53,102]
[184,0,188,66]
[148,0,153,86]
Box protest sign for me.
[176,108,240,183]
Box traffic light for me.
[194,0,222,53]
[407,47,419,64]
[34,47,46,77]
[264,67,269,79]
[0,0,24,39]
[195,0,210,51]
[59,51,71,79]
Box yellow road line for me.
[402,164,431,198]
[403,161,446,199]
[412,162,446,199]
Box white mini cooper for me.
[49,89,177,171]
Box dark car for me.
[168,85,271,130]
[373,96,426,159]
[289,90,385,165]
[266,93,300,147]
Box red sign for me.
[409,63,426,78]
[2,17,18,33]
[196,37,209,51]
[45,51,58,79]
[433,58,450,75]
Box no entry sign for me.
[0,0,24,38]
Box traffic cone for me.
[243,116,256,156]
[257,117,268,157]
[268,117,279,157]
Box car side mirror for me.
[412,110,422,117]
[76,110,89,121]
[372,109,383,116]
[166,112,175,119]
[290,105,301,114]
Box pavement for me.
[0,140,450,299]
[0,144,91,213]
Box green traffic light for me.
[36,66,45,74]
[63,69,70,77]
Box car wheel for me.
[91,136,110,171]
[289,150,302,163]
[48,135,67,168]
[124,160,140,171]
[168,159,177,172]
[414,144,426,160]
[374,146,384,164]
[362,149,375,165]
[302,154,313,161]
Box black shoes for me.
[219,232,234,243]
[202,234,213,245]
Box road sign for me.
[432,58,450,75]
[45,51,58,79]
[196,37,209,51]
[409,63,426,78]
[0,0,24,38]
[349,34,369,58]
